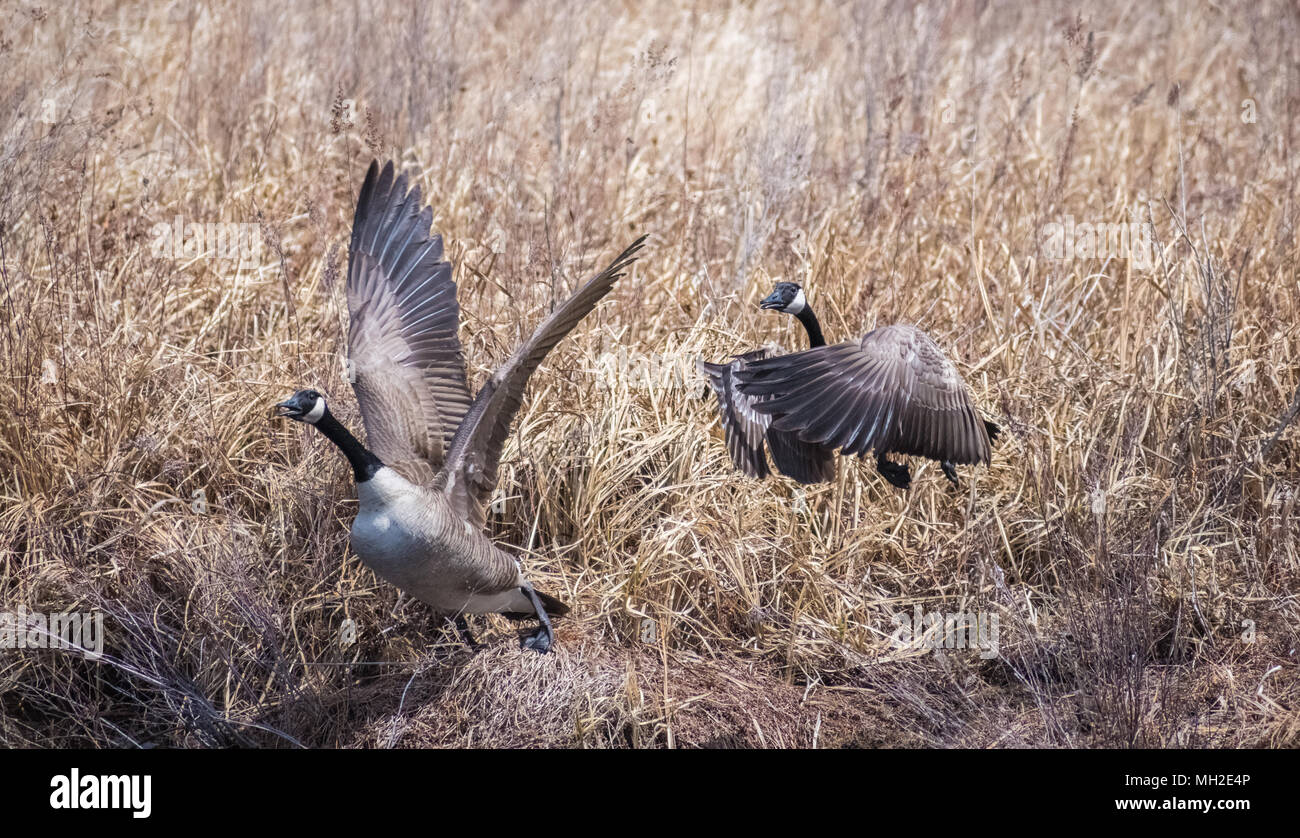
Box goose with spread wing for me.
[276,160,645,653]
[708,281,998,489]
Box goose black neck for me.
[314,410,383,483]
[795,306,826,347]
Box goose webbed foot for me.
[451,615,481,651]
[940,460,960,487]
[519,585,556,655]
[521,625,554,654]
[876,454,911,490]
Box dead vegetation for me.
[0,0,1297,748]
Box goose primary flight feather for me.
[277,160,646,653]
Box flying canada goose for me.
[705,281,998,490]
[276,160,645,653]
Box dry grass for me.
[1,0,1298,748]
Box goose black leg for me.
[940,460,960,487]
[451,615,481,650]
[519,585,556,654]
[876,454,911,490]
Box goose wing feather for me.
[700,350,837,484]
[735,324,991,465]
[699,351,773,480]
[439,235,647,527]
[346,160,473,486]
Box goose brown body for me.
[351,468,530,616]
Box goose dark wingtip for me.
[699,335,840,485]
[697,357,724,378]
[601,233,649,278]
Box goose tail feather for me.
[502,588,570,620]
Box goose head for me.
[276,389,327,424]
[759,281,806,315]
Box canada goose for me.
[277,160,645,653]
[711,281,998,490]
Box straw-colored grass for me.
[1,0,1297,747]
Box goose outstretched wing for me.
[439,236,647,527]
[735,324,992,465]
[345,160,473,486]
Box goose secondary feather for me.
[712,282,998,489]
[277,160,646,653]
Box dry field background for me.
[1,0,1298,748]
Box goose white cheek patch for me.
[786,288,806,315]
[303,397,326,423]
